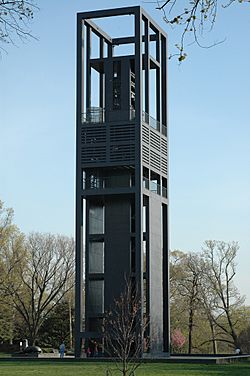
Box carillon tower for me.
[75,6,169,357]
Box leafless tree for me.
[198,279,220,353]
[4,232,75,345]
[0,0,38,52]
[104,281,148,376]
[201,240,245,349]
[153,0,249,61]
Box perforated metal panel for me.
[142,122,168,176]
[150,130,161,151]
[142,124,150,144]
[81,146,106,163]
[142,145,150,165]
[110,124,135,142]
[110,124,135,163]
[110,144,135,161]
[81,126,106,144]
[150,149,161,171]
[161,138,167,156]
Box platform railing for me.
[81,107,105,124]
[81,108,166,136]
[81,107,136,124]
[142,111,167,136]
[83,175,135,190]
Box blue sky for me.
[0,1,249,303]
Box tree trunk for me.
[188,306,194,354]
[224,308,239,348]
[209,321,217,354]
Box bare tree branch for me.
[152,0,249,61]
[0,0,38,53]
[104,280,149,376]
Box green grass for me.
[0,361,249,376]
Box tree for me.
[155,0,249,61]
[0,200,25,344]
[170,251,203,353]
[238,322,250,354]
[198,277,220,354]
[0,0,38,53]
[39,298,75,349]
[3,232,74,345]
[0,199,14,252]
[104,281,148,376]
[170,245,246,354]
[201,240,245,349]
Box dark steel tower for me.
[75,6,169,358]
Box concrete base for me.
[143,352,170,359]
[168,355,250,364]
[4,354,250,364]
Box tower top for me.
[77,6,167,40]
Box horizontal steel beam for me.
[112,34,157,46]
[77,6,139,20]
[141,8,168,38]
[84,19,112,44]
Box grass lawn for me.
[0,361,250,376]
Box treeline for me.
[170,244,250,354]
[0,200,249,353]
[0,200,74,350]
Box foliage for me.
[2,232,75,345]
[238,324,250,353]
[0,199,13,242]
[0,0,38,52]
[39,299,75,349]
[170,242,247,354]
[155,0,250,61]
[170,251,203,353]
[171,329,186,352]
[0,200,24,343]
[0,297,14,342]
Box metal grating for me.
[110,124,135,143]
[150,130,161,151]
[161,138,167,156]
[161,157,168,175]
[81,146,106,163]
[81,127,106,144]
[142,124,150,144]
[150,150,161,172]
[110,144,135,161]
[142,145,150,164]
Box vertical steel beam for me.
[99,37,104,109]
[85,200,90,333]
[161,33,169,353]
[75,14,84,358]
[108,42,113,59]
[162,205,170,353]
[156,31,161,124]
[161,35,167,127]
[144,17,150,115]
[134,7,143,354]
[86,25,91,110]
